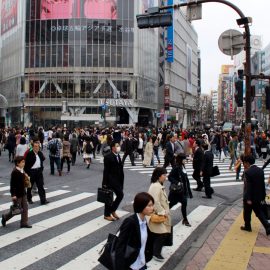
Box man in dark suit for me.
[122,133,136,166]
[102,142,124,221]
[192,139,204,191]
[201,143,214,199]
[163,134,176,168]
[241,155,270,235]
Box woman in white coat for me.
[143,137,154,167]
[148,167,171,262]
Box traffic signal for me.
[265,86,270,110]
[136,12,172,29]
[234,80,243,107]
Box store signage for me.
[98,99,134,107]
[1,0,18,35]
[164,85,170,111]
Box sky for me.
[189,0,270,94]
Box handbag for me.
[10,202,23,216]
[98,232,137,270]
[150,214,167,223]
[97,187,114,206]
[170,182,184,194]
[211,166,220,177]
[24,174,31,188]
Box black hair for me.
[14,156,24,166]
[151,167,167,183]
[110,141,118,149]
[202,143,209,151]
[243,154,255,165]
[133,192,154,213]
[175,153,186,165]
[195,139,202,146]
[20,137,26,145]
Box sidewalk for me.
[184,199,270,270]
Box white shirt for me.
[48,130,53,139]
[16,144,28,156]
[138,138,144,149]
[130,214,147,270]
[31,152,41,169]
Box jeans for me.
[49,156,61,174]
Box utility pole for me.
[137,0,253,155]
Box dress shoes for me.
[20,224,32,228]
[104,216,115,222]
[193,187,203,192]
[202,196,212,199]
[240,226,252,232]
[111,212,120,220]
[1,215,6,227]
[40,200,50,205]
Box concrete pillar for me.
[24,79,29,95]
[126,107,139,125]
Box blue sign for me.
[167,0,174,63]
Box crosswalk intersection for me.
[0,153,269,269]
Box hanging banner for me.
[166,0,174,63]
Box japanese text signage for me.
[166,0,174,63]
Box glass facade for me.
[25,0,134,102]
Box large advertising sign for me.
[166,0,174,63]
[41,0,118,20]
[1,0,18,35]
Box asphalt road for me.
[0,149,267,270]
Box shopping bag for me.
[220,150,225,160]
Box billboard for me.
[1,0,18,35]
[41,0,118,20]
[166,0,174,63]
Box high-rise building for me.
[0,0,199,128]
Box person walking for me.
[228,134,238,171]
[201,143,214,199]
[168,154,193,226]
[6,130,16,162]
[82,137,94,169]
[16,137,29,157]
[47,133,62,176]
[192,139,204,191]
[61,135,71,173]
[241,155,270,235]
[1,156,32,228]
[24,141,49,205]
[163,134,176,169]
[122,133,136,166]
[114,192,154,270]
[148,167,171,262]
[143,136,154,167]
[102,142,124,221]
[70,133,79,165]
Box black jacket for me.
[244,165,266,203]
[10,168,26,198]
[193,147,204,171]
[168,165,193,198]
[165,141,175,159]
[102,152,124,190]
[115,214,153,269]
[24,150,45,175]
[202,150,214,177]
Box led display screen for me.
[1,0,18,34]
[41,0,117,20]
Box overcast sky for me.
[190,0,270,94]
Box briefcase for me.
[97,187,114,206]
[211,166,220,177]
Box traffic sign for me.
[218,29,244,58]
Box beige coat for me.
[147,181,171,234]
[143,142,153,166]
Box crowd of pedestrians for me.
[1,125,270,269]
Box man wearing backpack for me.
[47,133,62,176]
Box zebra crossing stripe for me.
[57,205,215,269]
[0,200,104,249]
[147,205,215,269]
[4,192,95,224]
[0,190,71,211]
[0,186,9,192]
[0,211,129,269]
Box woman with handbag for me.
[1,156,32,228]
[168,153,193,226]
[113,192,154,270]
[143,137,154,167]
[148,167,171,262]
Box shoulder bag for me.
[150,214,167,223]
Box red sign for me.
[41,0,118,20]
[1,0,18,35]
[164,85,170,111]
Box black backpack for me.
[50,141,58,155]
[85,142,93,154]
